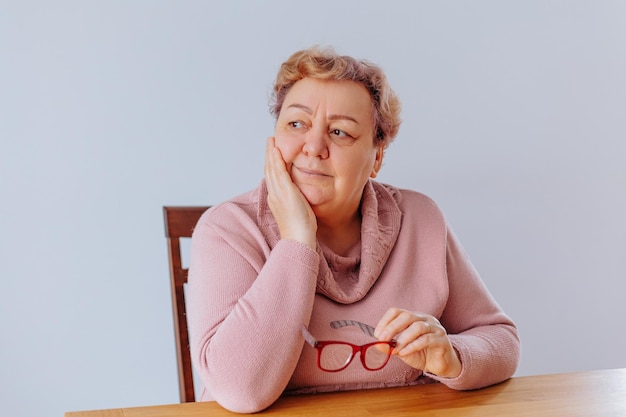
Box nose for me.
[302,126,329,159]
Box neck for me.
[316,211,362,256]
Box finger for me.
[392,320,433,354]
[394,334,461,378]
[374,307,404,340]
[396,319,448,357]
[396,335,434,358]
[264,137,281,179]
[265,137,291,199]
[264,136,275,168]
[375,308,428,341]
[264,137,276,184]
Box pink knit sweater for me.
[187,180,520,413]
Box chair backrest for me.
[163,206,210,403]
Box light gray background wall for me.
[1,1,625,417]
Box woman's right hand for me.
[264,136,318,250]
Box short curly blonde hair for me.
[269,46,401,148]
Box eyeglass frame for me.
[301,320,397,372]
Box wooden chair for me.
[163,206,211,403]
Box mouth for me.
[292,164,331,178]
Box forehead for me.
[282,78,373,119]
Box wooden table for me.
[65,368,626,416]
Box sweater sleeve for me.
[186,204,319,413]
[427,226,521,389]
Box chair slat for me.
[163,206,211,403]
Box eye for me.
[289,121,305,129]
[330,129,350,138]
[329,129,356,145]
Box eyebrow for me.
[286,103,360,124]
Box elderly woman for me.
[187,46,520,413]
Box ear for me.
[370,146,385,178]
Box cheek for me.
[273,133,300,163]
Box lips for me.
[293,164,330,177]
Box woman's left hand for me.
[374,307,462,378]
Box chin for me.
[297,184,331,207]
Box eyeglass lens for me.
[320,343,353,371]
[319,342,392,371]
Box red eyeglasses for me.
[302,320,397,372]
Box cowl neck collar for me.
[256,179,402,304]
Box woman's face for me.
[274,77,384,220]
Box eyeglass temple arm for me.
[330,320,376,338]
[301,320,379,346]
[301,326,318,347]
